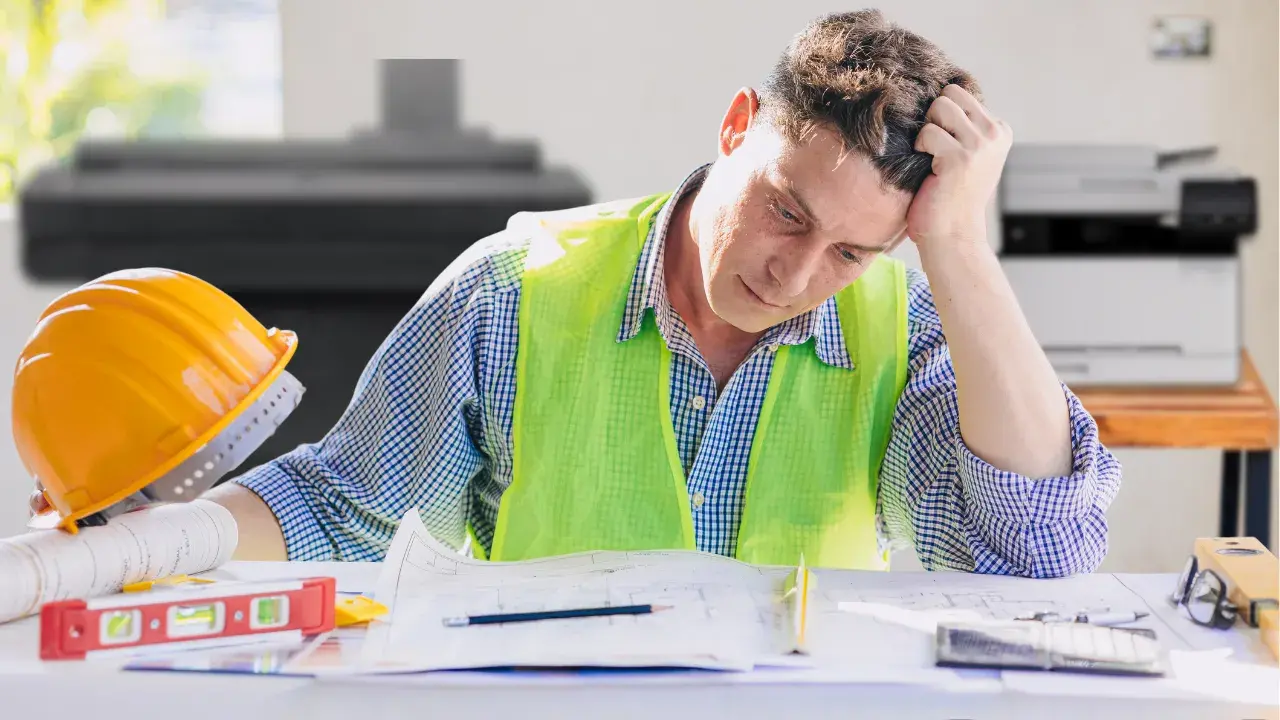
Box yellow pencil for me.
[785,553,814,653]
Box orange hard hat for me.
[12,268,303,533]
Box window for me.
[0,0,280,203]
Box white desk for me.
[1,562,1275,720]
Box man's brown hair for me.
[759,9,980,193]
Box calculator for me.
[935,621,1165,676]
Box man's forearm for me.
[917,233,1073,478]
[202,483,288,561]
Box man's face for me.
[693,103,913,334]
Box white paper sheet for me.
[123,626,369,677]
[325,661,1002,691]
[1002,648,1280,707]
[800,566,1195,670]
[0,500,238,623]
[360,509,1263,690]
[362,509,793,672]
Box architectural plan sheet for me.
[802,566,1198,671]
[0,500,238,623]
[359,509,1207,678]
[364,509,793,672]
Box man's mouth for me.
[739,277,785,309]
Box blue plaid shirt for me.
[234,165,1121,577]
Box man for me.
[205,10,1120,575]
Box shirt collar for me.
[616,164,853,371]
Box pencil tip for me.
[651,604,673,612]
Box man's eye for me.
[772,201,801,225]
[836,247,862,265]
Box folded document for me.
[356,510,1181,676]
[360,509,804,672]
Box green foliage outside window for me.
[1,0,212,202]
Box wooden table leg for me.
[1221,451,1242,537]
[1245,450,1272,549]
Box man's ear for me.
[719,88,760,157]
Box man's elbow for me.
[202,482,290,561]
[1027,514,1110,578]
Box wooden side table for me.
[1073,350,1279,548]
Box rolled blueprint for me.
[0,499,238,623]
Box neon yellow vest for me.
[489,193,908,569]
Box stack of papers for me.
[356,509,1185,677]
[109,509,1279,709]
[361,509,796,672]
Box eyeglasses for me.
[1169,555,1238,629]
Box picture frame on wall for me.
[1151,16,1212,59]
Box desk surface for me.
[0,562,1276,720]
[1074,350,1279,449]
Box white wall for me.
[281,0,1279,570]
[0,210,72,538]
[1,0,1275,569]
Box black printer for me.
[17,59,593,472]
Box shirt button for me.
[691,395,707,411]
[767,343,780,353]
[692,492,705,509]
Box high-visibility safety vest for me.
[488,192,908,569]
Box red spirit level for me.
[40,577,336,660]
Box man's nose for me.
[765,241,824,299]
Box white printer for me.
[998,145,1257,386]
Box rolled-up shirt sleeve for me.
[878,268,1122,578]
[229,233,523,561]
